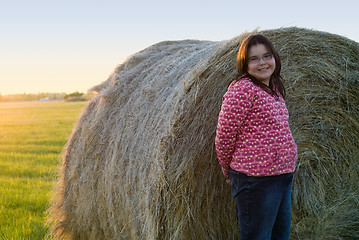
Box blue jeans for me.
[228,168,293,240]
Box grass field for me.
[0,101,86,240]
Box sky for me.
[1,0,358,95]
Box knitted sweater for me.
[215,78,297,177]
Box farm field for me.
[0,101,86,239]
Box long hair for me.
[236,34,286,99]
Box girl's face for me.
[247,43,276,86]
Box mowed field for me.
[0,101,86,239]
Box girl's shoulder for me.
[223,77,256,102]
[227,77,256,93]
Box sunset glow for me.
[1,0,358,95]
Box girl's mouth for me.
[258,67,269,72]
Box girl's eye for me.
[263,53,272,60]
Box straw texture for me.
[47,27,359,239]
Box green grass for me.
[0,101,86,240]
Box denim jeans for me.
[228,168,293,240]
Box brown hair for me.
[236,34,286,99]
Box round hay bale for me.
[47,27,359,240]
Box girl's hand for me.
[226,178,231,184]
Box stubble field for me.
[0,101,86,239]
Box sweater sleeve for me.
[215,81,253,177]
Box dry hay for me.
[47,27,359,239]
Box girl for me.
[215,34,297,240]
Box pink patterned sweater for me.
[215,78,297,177]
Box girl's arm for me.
[215,82,253,177]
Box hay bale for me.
[47,27,359,239]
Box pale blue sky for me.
[1,0,358,94]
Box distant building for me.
[40,97,50,101]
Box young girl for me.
[215,34,297,240]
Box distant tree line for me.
[0,91,91,102]
[64,91,87,102]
